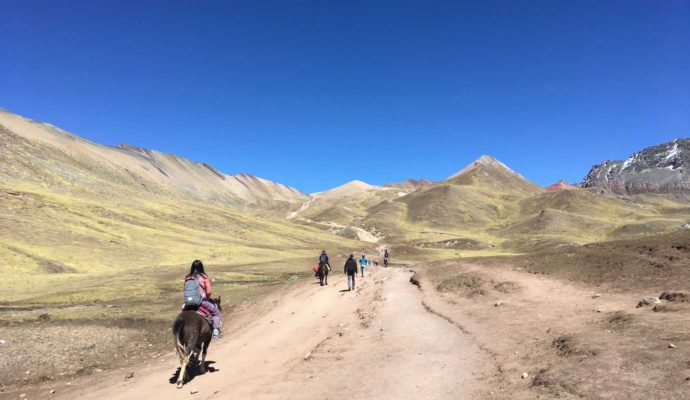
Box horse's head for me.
[212,296,222,312]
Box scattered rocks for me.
[669,342,677,349]
[82,342,96,350]
[409,273,421,289]
[659,292,688,303]
[50,389,56,394]
[552,335,574,356]
[304,352,312,361]
[0,339,5,345]
[521,372,529,379]
[592,293,601,298]
[19,394,26,399]
[681,223,690,230]
[653,304,680,313]
[190,388,199,394]
[124,371,134,380]
[494,301,503,307]
[636,297,661,308]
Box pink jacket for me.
[186,273,212,299]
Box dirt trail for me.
[46,267,484,400]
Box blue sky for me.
[2,1,689,193]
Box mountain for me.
[445,155,543,195]
[0,109,308,206]
[392,156,542,230]
[0,108,354,274]
[3,107,690,268]
[311,180,377,200]
[545,180,578,191]
[581,138,690,194]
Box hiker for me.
[184,260,222,339]
[383,249,389,267]
[344,254,358,291]
[318,250,331,286]
[359,254,368,277]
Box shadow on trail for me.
[168,361,218,385]
[338,289,351,293]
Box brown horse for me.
[318,263,330,286]
[172,297,221,388]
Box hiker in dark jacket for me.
[344,254,358,291]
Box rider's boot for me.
[213,328,220,339]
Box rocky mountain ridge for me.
[581,139,690,194]
[0,109,309,205]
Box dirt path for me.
[414,261,690,399]
[44,267,484,400]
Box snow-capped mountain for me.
[581,139,690,194]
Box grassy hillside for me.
[0,110,362,319]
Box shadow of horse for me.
[169,361,219,385]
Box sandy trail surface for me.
[47,267,483,400]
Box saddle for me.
[196,305,214,328]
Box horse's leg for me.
[177,351,191,388]
[193,342,203,369]
[200,335,211,374]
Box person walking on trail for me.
[183,260,222,339]
[318,250,331,286]
[344,254,358,291]
[359,254,368,277]
[383,248,390,267]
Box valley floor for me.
[3,260,689,399]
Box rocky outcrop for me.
[580,139,690,194]
[545,180,578,191]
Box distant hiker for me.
[383,249,389,267]
[359,254,368,277]
[183,260,222,339]
[318,250,331,286]
[344,254,358,291]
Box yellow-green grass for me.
[1,181,360,326]
[0,258,316,325]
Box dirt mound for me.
[481,231,690,291]
[436,274,485,297]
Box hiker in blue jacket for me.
[359,255,368,277]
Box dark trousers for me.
[347,273,356,291]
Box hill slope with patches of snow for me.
[581,139,690,194]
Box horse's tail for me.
[173,318,188,363]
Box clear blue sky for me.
[2,1,689,193]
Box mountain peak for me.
[447,155,516,180]
[313,180,377,198]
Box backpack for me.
[183,275,203,308]
[346,259,357,274]
[319,254,328,264]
